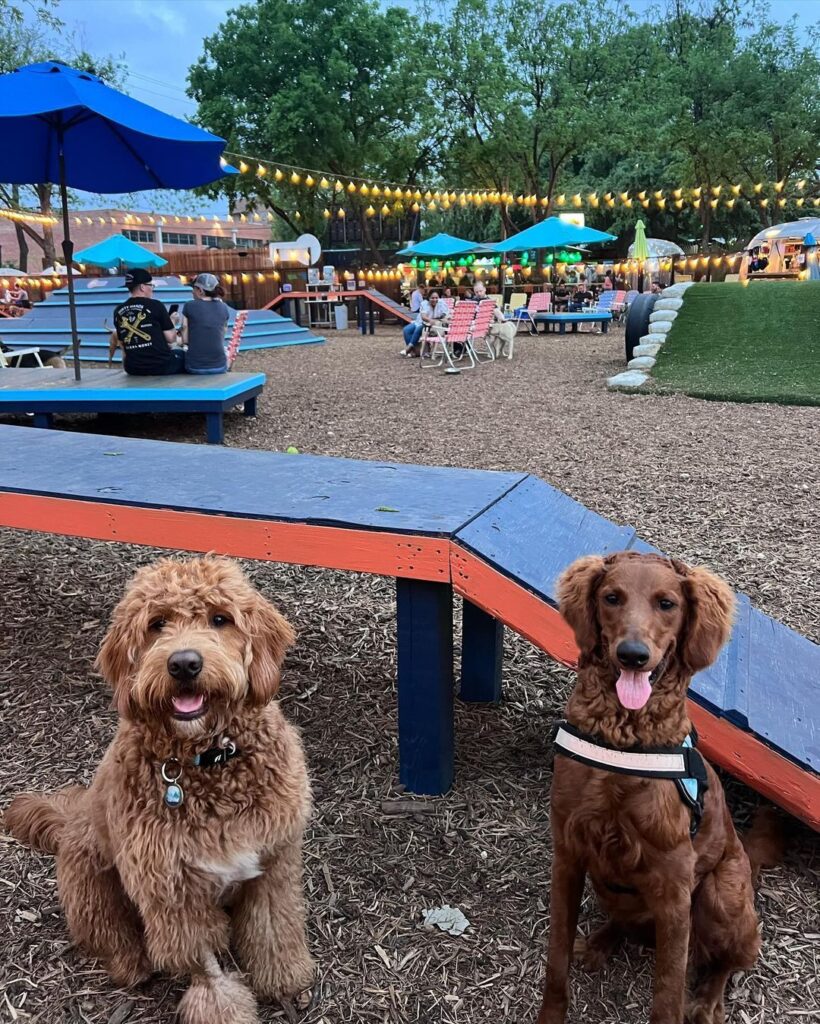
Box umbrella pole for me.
[58,141,82,382]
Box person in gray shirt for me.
[182,273,230,373]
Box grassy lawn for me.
[652,280,820,405]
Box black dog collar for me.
[161,737,240,808]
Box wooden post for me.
[460,599,503,703]
[396,578,454,794]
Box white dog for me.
[488,320,517,359]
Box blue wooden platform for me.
[0,425,816,826]
[0,276,325,361]
[0,369,264,443]
[535,312,613,333]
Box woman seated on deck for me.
[181,273,231,374]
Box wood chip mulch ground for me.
[1,324,818,1023]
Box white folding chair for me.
[0,346,45,367]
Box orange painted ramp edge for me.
[0,493,449,582]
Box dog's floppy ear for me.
[95,605,137,717]
[557,555,606,654]
[246,592,296,706]
[677,565,736,674]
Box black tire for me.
[624,293,658,362]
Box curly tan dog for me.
[5,557,314,1024]
[536,552,782,1024]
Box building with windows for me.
[0,209,272,271]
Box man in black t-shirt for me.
[110,269,185,375]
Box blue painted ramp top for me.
[0,426,525,535]
[454,476,638,605]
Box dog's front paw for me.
[178,972,258,1024]
[252,951,316,1005]
[686,1000,725,1024]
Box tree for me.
[427,0,635,234]
[188,0,441,259]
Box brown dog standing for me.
[6,557,314,1024]
[536,552,781,1024]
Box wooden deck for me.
[0,368,265,443]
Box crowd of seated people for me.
[401,268,649,344]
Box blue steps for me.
[0,275,325,360]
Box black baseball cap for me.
[125,268,153,288]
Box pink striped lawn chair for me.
[467,299,501,362]
[518,290,552,333]
[422,300,477,371]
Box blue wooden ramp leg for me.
[206,412,224,444]
[460,599,503,703]
[396,578,454,795]
[243,396,257,418]
[32,413,54,430]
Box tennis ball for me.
[286,446,300,454]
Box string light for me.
[1,208,58,225]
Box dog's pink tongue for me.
[616,670,652,710]
[172,693,204,714]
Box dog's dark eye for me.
[603,593,619,605]
[659,599,677,611]
[149,617,166,632]
[211,614,232,628]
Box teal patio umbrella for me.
[75,234,168,270]
[491,216,616,291]
[397,232,487,258]
[491,217,615,253]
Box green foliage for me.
[188,0,440,240]
[653,281,820,405]
[427,0,819,245]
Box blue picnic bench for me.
[535,311,613,333]
[0,425,816,828]
[0,368,264,443]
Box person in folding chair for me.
[402,290,449,358]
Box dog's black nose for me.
[616,641,651,668]
[167,649,203,681]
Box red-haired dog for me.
[6,557,314,1024]
[536,552,781,1024]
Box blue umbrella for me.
[491,216,616,253]
[0,61,234,378]
[491,216,616,293]
[397,232,488,258]
[75,234,168,270]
